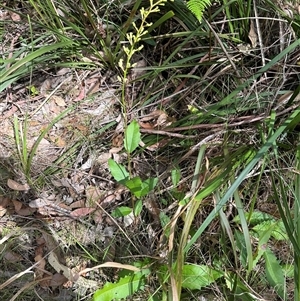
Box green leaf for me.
[252,222,274,269]
[140,177,158,196]
[111,206,132,218]
[171,168,181,187]
[108,159,129,183]
[181,264,222,290]
[263,248,285,299]
[253,220,288,241]
[234,211,275,225]
[186,0,211,21]
[134,199,143,216]
[0,41,74,92]
[124,120,141,153]
[271,221,288,240]
[234,230,247,268]
[282,264,294,278]
[93,273,146,301]
[159,212,171,237]
[125,177,143,197]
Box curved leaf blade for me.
[93,273,146,301]
[124,120,141,153]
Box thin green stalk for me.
[175,144,206,300]
[224,146,253,276]
[222,0,234,34]
[294,142,300,301]
[118,0,170,174]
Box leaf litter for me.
[0,60,137,299]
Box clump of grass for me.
[2,0,300,300]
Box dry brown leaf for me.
[34,254,46,280]
[139,121,154,129]
[93,209,103,224]
[0,197,9,217]
[73,87,85,102]
[156,112,174,128]
[48,252,99,290]
[70,200,85,209]
[101,194,116,208]
[12,199,22,212]
[112,133,123,147]
[9,11,21,21]
[52,95,66,107]
[248,20,257,48]
[49,101,61,114]
[16,206,36,216]
[146,138,169,151]
[7,179,30,191]
[109,146,123,154]
[74,124,89,134]
[70,207,95,218]
[144,197,160,223]
[4,250,23,262]
[39,277,52,288]
[96,152,111,164]
[29,120,41,127]
[29,198,51,208]
[50,273,68,288]
[86,185,103,202]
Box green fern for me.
[186,0,211,21]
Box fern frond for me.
[186,0,211,21]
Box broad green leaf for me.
[253,221,288,241]
[252,222,273,268]
[264,248,285,299]
[234,211,275,225]
[124,120,141,153]
[111,206,132,218]
[224,271,256,301]
[139,177,158,197]
[134,199,143,216]
[144,177,158,190]
[181,264,222,290]
[93,273,146,301]
[271,221,288,240]
[171,168,181,187]
[282,264,294,278]
[108,159,129,183]
[125,177,143,197]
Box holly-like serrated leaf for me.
[93,273,146,301]
[124,120,141,153]
[108,159,129,183]
[263,248,285,299]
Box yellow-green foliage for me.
[186,0,211,21]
